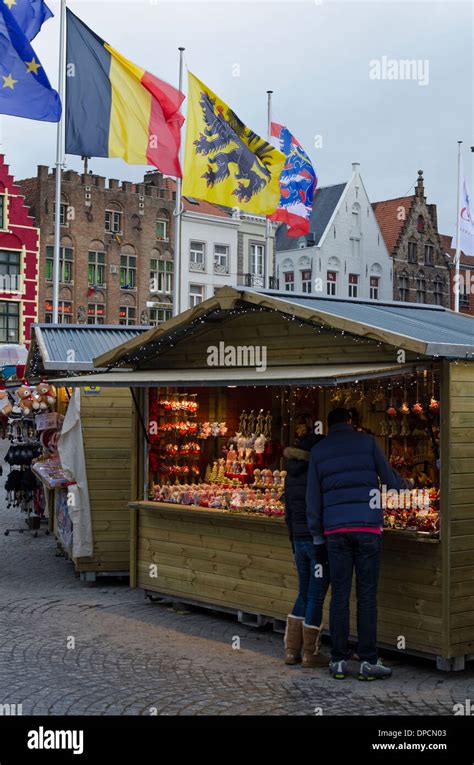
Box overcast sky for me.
[1,0,472,236]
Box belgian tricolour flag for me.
[65,10,184,176]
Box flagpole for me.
[52,0,67,324]
[173,46,185,317]
[454,140,462,312]
[265,89,273,290]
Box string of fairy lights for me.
[107,303,436,371]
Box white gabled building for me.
[275,163,392,301]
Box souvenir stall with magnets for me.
[25,323,150,580]
[63,288,474,670]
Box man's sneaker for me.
[329,660,348,679]
[358,660,392,681]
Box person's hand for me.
[314,543,328,565]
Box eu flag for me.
[6,0,53,41]
[0,3,60,122]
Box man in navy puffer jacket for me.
[306,407,405,681]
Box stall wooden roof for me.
[92,288,474,370]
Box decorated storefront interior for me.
[64,288,474,670]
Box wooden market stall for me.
[64,288,474,670]
[26,324,150,580]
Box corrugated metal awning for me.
[53,362,421,388]
[28,324,151,373]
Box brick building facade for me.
[372,171,449,306]
[440,234,473,315]
[18,166,176,325]
[0,154,39,345]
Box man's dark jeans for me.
[326,532,381,664]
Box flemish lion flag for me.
[65,10,184,176]
[183,73,285,214]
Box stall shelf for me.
[63,288,474,669]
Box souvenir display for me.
[147,370,440,536]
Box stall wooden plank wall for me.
[138,312,420,369]
[445,360,474,660]
[74,387,133,575]
[131,503,444,657]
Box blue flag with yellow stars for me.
[4,0,53,41]
[0,2,60,121]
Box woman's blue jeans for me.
[291,539,331,627]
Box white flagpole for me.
[52,0,67,323]
[173,46,185,317]
[265,89,273,290]
[454,140,462,313]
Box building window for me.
[87,303,105,324]
[189,241,205,271]
[120,254,136,289]
[214,244,229,274]
[327,270,337,296]
[149,304,172,325]
[0,301,19,342]
[88,251,106,286]
[433,279,444,306]
[417,215,425,233]
[0,250,20,291]
[250,243,264,276]
[119,306,136,325]
[44,300,72,324]
[53,202,67,226]
[459,278,469,308]
[348,273,359,298]
[399,274,409,301]
[45,245,73,283]
[156,219,168,241]
[150,258,173,293]
[407,241,417,263]
[105,209,122,234]
[0,195,5,229]
[416,274,426,303]
[301,270,312,293]
[370,276,380,300]
[284,272,294,292]
[352,203,360,231]
[424,244,434,265]
[189,284,204,308]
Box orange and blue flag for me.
[65,10,184,176]
[269,122,317,237]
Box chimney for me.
[122,181,132,193]
[38,165,49,181]
[109,178,119,190]
[94,175,105,189]
[352,162,360,175]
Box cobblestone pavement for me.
[0,501,473,716]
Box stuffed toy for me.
[33,380,57,412]
[0,383,12,416]
[13,380,35,415]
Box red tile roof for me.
[181,195,231,218]
[440,233,471,266]
[372,196,414,255]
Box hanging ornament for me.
[386,406,397,418]
[429,397,439,413]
